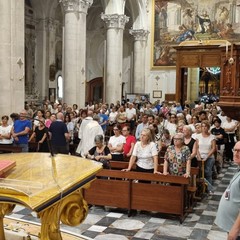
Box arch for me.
[126,0,148,30]
[102,0,126,14]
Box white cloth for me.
[0,125,13,144]
[132,141,158,169]
[78,117,93,139]
[108,135,126,154]
[76,120,103,156]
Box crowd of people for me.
[0,99,239,193]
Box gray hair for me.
[93,114,100,121]
[94,134,104,143]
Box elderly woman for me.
[87,135,112,169]
[123,128,159,174]
[163,132,191,178]
[183,125,198,167]
[195,120,216,193]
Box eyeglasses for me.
[173,138,182,141]
[122,130,128,132]
[233,149,240,153]
[113,129,119,131]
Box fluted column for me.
[61,0,92,107]
[101,14,129,104]
[129,29,149,93]
[0,0,24,114]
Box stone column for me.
[129,29,149,93]
[0,0,25,115]
[48,19,58,68]
[101,14,129,104]
[61,0,92,107]
[35,19,48,100]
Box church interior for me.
[1,0,240,239]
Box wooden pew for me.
[83,165,189,223]
[0,145,22,153]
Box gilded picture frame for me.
[152,0,240,69]
[153,90,162,98]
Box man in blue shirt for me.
[98,107,109,133]
[11,110,32,152]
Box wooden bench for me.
[0,145,22,153]
[83,162,190,223]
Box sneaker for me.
[208,191,214,195]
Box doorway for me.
[180,67,220,105]
[86,77,103,103]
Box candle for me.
[226,43,228,59]
[231,43,233,58]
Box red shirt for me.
[123,135,136,156]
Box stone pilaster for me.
[101,14,129,104]
[60,0,93,107]
[129,29,149,93]
[0,0,25,114]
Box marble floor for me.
[7,163,238,240]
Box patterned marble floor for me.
[7,163,238,240]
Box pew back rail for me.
[83,169,189,223]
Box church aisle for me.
[7,163,237,240]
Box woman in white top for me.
[108,124,126,161]
[196,120,216,193]
[123,128,159,175]
[222,116,239,162]
[0,115,13,145]
[108,106,118,126]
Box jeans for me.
[14,143,28,152]
[204,157,215,185]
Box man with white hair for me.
[48,112,70,154]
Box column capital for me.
[60,0,93,14]
[46,18,59,32]
[101,14,129,30]
[129,29,149,41]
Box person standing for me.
[11,110,32,152]
[48,112,69,154]
[122,125,136,158]
[28,120,49,152]
[108,124,126,161]
[215,141,240,240]
[126,103,136,133]
[195,120,216,193]
[0,115,13,145]
[135,114,149,141]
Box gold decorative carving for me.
[0,203,15,240]
[38,190,88,240]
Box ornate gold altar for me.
[0,153,102,240]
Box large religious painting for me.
[152,0,240,68]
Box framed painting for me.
[152,0,240,68]
[153,90,162,98]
